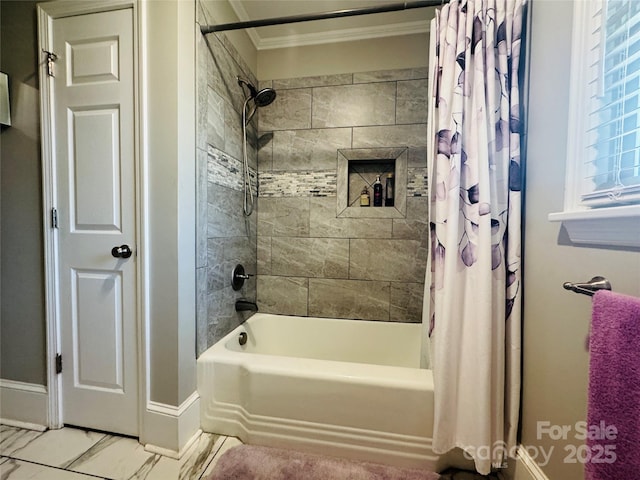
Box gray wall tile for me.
[207,236,256,293]
[196,148,208,268]
[271,237,349,278]
[259,88,312,131]
[308,279,390,321]
[408,146,428,168]
[224,101,243,161]
[207,86,225,148]
[251,68,430,324]
[353,67,428,83]
[217,33,257,90]
[352,123,428,151]
[309,197,393,238]
[257,276,309,315]
[196,267,209,356]
[198,17,259,354]
[223,36,258,112]
[258,197,310,236]
[312,83,396,128]
[272,128,351,171]
[273,73,353,90]
[390,282,425,323]
[207,285,251,347]
[257,235,272,275]
[396,79,429,124]
[393,197,429,240]
[204,34,248,114]
[207,237,225,291]
[197,37,209,151]
[349,239,427,282]
[207,184,254,238]
[259,80,273,90]
[258,131,274,171]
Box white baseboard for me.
[0,379,48,429]
[141,390,200,459]
[514,445,550,480]
[145,428,202,459]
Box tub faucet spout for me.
[235,300,258,312]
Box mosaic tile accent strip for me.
[407,167,429,197]
[207,145,256,192]
[259,170,337,197]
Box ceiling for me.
[227,0,436,50]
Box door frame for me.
[38,0,145,433]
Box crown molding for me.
[258,20,428,50]
[228,0,428,50]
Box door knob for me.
[111,244,132,259]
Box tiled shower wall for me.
[196,3,258,355]
[256,69,430,322]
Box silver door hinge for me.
[43,50,58,77]
[51,208,58,229]
[55,354,62,374]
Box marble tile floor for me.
[0,424,242,480]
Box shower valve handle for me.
[231,264,253,290]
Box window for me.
[549,0,640,247]
[587,0,640,205]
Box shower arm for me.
[238,77,257,98]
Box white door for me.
[52,7,138,436]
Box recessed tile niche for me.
[337,147,408,218]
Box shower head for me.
[237,76,277,108]
[254,87,277,107]
[237,76,276,125]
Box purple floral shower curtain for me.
[425,0,524,474]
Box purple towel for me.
[586,290,640,480]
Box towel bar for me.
[563,276,612,296]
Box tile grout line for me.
[65,434,119,471]
[125,453,162,480]
[197,436,230,480]
[1,456,112,480]
[0,427,46,458]
[180,434,222,480]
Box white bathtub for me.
[197,313,445,470]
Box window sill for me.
[548,205,640,248]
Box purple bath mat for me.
[207,444,442,480]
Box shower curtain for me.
[424,0,524,474]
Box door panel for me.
[69,107,122,231]
[72,269,124,392]
[53,7,137,436]
[66,37,120,85]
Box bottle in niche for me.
[373,175,383,206]
[385,173,394,206]
[360,185,370,207]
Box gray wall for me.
[0,0,47,386]
[256,69,429,321]
[143,0,198,409]
[0,0,200,412]
[522,2,640,479]
[196,2,259,355]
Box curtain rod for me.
[200,0,442,35]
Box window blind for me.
[584,0,640,206]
